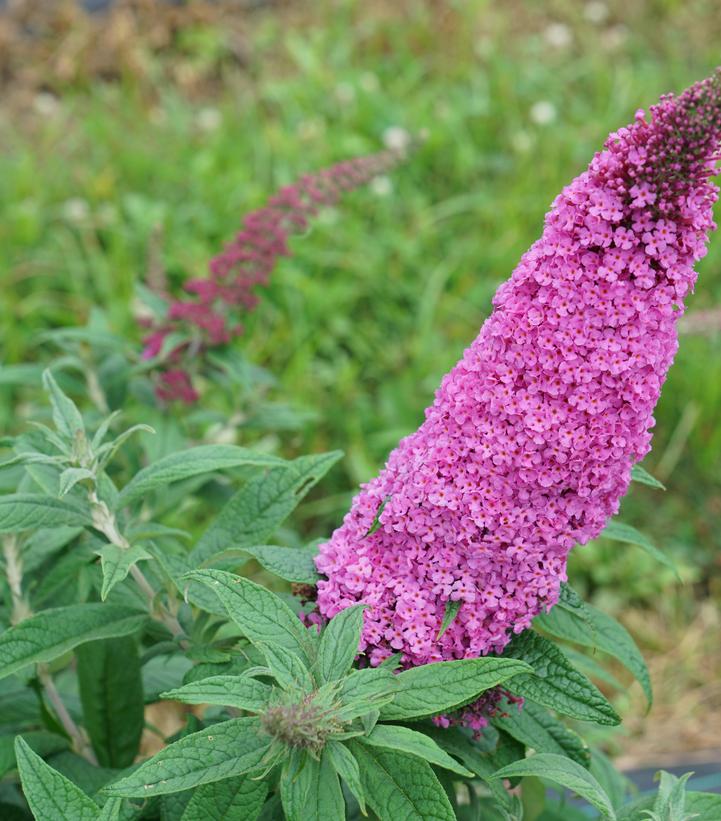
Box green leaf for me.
[492,699,590,767]
[95,543,153,601]
[235,544,320,584]
[14,736,99,821]
[630,464,666,490]
[0,494,92,533]
[620,791,721,821]
[378,657,533,721]
[349,740,456,821]
[337,667,399,721]
[365,495,391,537]
[257,642,314,691]
[362,724,474,777]
[501,631,621,726]
[104,717,270,797]
[116,445,285,509]
[602,520,680,578]
[183,569,313,665]
[161,675,272,712]
[180,774,268,821]
[76,636,144,768]
[536,592,652,706]
[490,753,617,820]
[589,748,632,811]
[436,600,462,640]
[326,740,366,814]
[0,731,69,779]
[97,798,123,820]
[316,604,366,683]
[190,452,343,565]
[0,604,146,681]
[58,468,96,497]
[281,750,345,821]
[42,370,85,442]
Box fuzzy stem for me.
[37,666,98,765]
[89,492,188,647]
[2,534,32,625]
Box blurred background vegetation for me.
[1,0,720,766]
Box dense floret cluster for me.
[141,148,404,402]
[316,73,721,674]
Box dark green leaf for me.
[117,446,285,509]
[180,775,268,821]
[490,753,617,820]
[0,494,92,534]
[0,605,146,681]
[280,750,344,821]
[379,657,532,721]
[183,570,313,665]
[190,452,343,565]
[14,737,99,821]
[104,717,270,797]
[76,636,144,768]
[42,370,85,442]
[436,600,462,640]
[0,732,68,779]
[492,699,590,767]
[630,465,666,490]
[349,740,456,820]
[536,593,652,706]
[364,496,391,537]
[361,725,474,777]
[502,631,620,726]
[257,642,314,691]
[236,544,319,584]
[96,544,153,601]
[161,675,272,712]
[336,668,399,721]
[316,604,366,683]
[326,741,366,814]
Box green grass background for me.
[1,0,720,613]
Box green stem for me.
[37,666,98,766]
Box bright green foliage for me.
[316,603,366,683]
[161,675,273,712]
[180,775,268,821]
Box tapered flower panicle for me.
[141,147,405,402]
[316,72,721,670]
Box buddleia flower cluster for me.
[141,147,405,402]
[316,72,721,707]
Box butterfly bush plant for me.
[1,74,721,821]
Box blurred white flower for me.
[370,176,393,197]
[601,24,629,50]
[62,198,90,223]
[197,107,222,132]
[584,1,609,24]
[543,23,572,49]
[33,92,60,117]
[335,82,356,105]
[383,126,412,152]
[530,100,557,126]
[359,72,379,92]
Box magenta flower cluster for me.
[316,73,721,677]
[141,148,405,402]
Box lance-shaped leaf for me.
[0,494,92,533]
[378,657,533,721]
[117,445,285,509]
[257,642,314,692]
[76,636,144,769]
[184,570,313,665]
[348,741,456,821]
[180,774,268,821]
[230,544,320,585]
[492,699,590,767]
[336,667,399,721]
[490,753,617,820]
[326,741,366,814]
[0,732,68,779]
[535,592,652,706]
[96,543,153,601]
[602,519,680,578]
[42,370,85,442]
[190,452,343,565]
[103,717,270,797]
[630,464,666,490]
[361,725,474,777]
[161,675,273,712]
[14,736,99,821]
[316,604,366,683]
[280,750,344,821]
[502,631,621,726]
[0,604,146,681]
